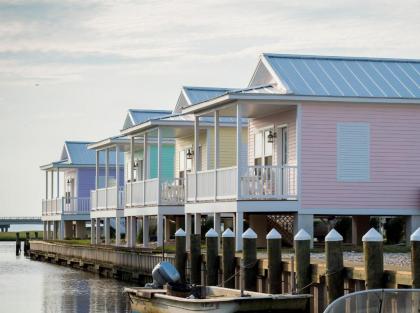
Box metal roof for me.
[63,141,96,165]
[183,86,233,105]
[262,53,420,99]
[123,109,172,130]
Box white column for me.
[214,110,219,200]
[235,212,244,251]
[52,221,57,240]
[45,171,49,200]
[43,222,47,240]
[95,150,99,210]
[157,214,164,247]
[214,212,221,235]
[236,104,243,199]
[143,216,150,246]
[126,217,131,247]
[157,127,162,205]
[50,170,54,200]
[293,214,314,248]
[59,220,64,240]
[115,145,120,208]
[131,216,137,247]
[95,218,101,244]
[194,116,200,201]
[143,133,148,206]
[194,213,201,235]
[104,218,110,245]
[115,217,121,246]
[185,214,192,250]
[90,219,95,244]
[105,148,109,209]
[56,168,60,198]
[130,136,135,206]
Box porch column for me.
[130,216,137,247]
[56,168,60,198]
[104,218,110,245]
[90,219,95,244]
[236,104,243,198]
[214,110,219,200]
[115,217,121,246]
[143,216,150,246]
[43,222,47,240]
[95,218,101,244]
[105,148,109,209]
[143,133,148,206]
[50,170,54,200]
[45,171,49,200]
[95,150,99,210]
[194,213,201,235]
[130,136,135,206]
[76,221,86,239]
[194,116,200,201]
[115,145,120,209]
[157,127,162,205]
[235,212,244,251]
[185,214,192,251]
[157,214,164,247]
[52,221,57,240]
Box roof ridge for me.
[129,109,172,113]
[262,53,420,63]
[183,86,235,91]
[65,141,93,144]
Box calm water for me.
[0,242,136,313]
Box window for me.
[337,123,370,181]
[254,129,273,166]
[179,149,192,178]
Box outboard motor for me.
[145,261,181,289]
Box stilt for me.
[143,216,149,246]
[104,218,110,245]
[235,212,243,251]
[115,217,121,246]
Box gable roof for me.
[60,141,96,165]
[250,53,420,99]
[173,86,234,113]
[123,109,172,130]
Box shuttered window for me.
[337,123,370,181]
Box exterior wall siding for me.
[248,109,297,166]
[76,168,96,198]
[301,102,420,210]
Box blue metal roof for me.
[63,141,96,165]
[183,86,232,105]
[263,54,420,99]
[129,109,172,125]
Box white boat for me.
[125,286,311,313]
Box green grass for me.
[0,231,43,241]
[52,239,91,245]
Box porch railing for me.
[125,177,184,207]
[42,197,91,216]
[90,187,125,211]
[186,165,298,202]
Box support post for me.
[194,116,200,201]
[214,110,219,200]
[104,218,110,245]
[242,228,257,291]
[194,213,201,235]
[59,220,64,240]
[157,214,164,247]
[267,228,282,294]
[190,233,202,285]
[185,214,192,251]
[325,229,344,304]
[143,216,150,246]
[294,229,311,294]
[130,136,134,206]
[131,216,137,247]
[206,228,219,286]
[175,228,187,283]
[157,127,162,205]
[43,222,47,240]
[236,104,243,199]
[90,219,95,244]
[52,221,57,240]
[95,218,101,245]
[76,221,86,239]
[222,229,235,289]
[115,217,121,246]
[362,228,384,289]
[411,228,420,288]
[235,212,244,251]
[115,145,120,209]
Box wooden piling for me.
[410,227,420,288]
[294,229,311,294]
[325,228,344,304]
[266,228,282,294]
[190,233,201,285]
[175,228,186,283]
[35,232,38,239]
[222,228,235,289]
[205,228,219,286]
[242,228,258,292]
[15,233,21,256]
[362,228,384,289]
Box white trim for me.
[185,200,298,214]
[299,207,420,215]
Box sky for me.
[0,0,419,217]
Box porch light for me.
[186,148,194,160]
[267,130,277,143]
[66,178,71,186]
[133,161,139,168]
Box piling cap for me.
[266,228,282,240]
[325,229,343,242]
[362,228,383,242]
[410,227,420,241]
[222,228,235,238]
[294,229,311,241]
[242,228,258,239]
[174,228,186,237]
[205,228,219,238]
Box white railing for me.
[161,178,185,204]
[186,165,298,202]
[240,165,298,200]
[91,187,125,211]
[126,178,185,207]
[42,197,91,216]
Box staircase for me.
[267,214,295,246]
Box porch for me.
[42,197,90,216]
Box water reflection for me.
[0,242,133,313]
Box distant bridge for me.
[0,217,42,232]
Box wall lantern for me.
[133,161,139,168]
[186,148,194,160]
[267,130,277,143]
